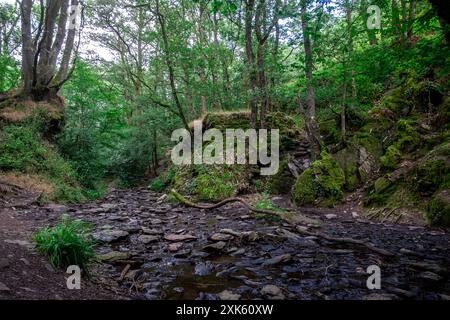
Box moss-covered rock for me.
[427,189,450,227]
[333,146,359,191]
[267,159,295,194]
[292,152,345,207]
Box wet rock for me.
[210,233,233,241]
[203,241,227,252]
[97,251,131,262]
[0,258,9,269]
[149,218,163,225]
[418,271,442,282]
[242,231,259,241]
[325,214,337,220]
[164,234,197,242]
[0,282,11,293]
[408,261,445,274]
[261,285,285,300]
[362,293,398,300]
[262,254,292,266]
[93,230,129,243]
[100,203,118,211]
[195,262,214,276]
[216,266,238,278]
[219,229,242,237]
[174,249,191,258]
[230,248,245,256]
[168,242,184,252]
[218,290,241,300]
[142,227,162,235]
[138,235,159,244]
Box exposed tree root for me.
[171,189,395,257]
[170,189,319,226]
[295,226,395,257]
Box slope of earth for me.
[3,187,449,300]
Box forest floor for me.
[0,186,449,300]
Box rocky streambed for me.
[14,188,450,300]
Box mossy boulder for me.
[267,159,295,194]
[333,147,359,191]
[427,189,450,227]
[292,152,345,207]
[172,164,252,202]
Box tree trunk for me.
[300,0,320,159]
[245,0,258,128]
[20,0,34,95]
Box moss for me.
[380,146,401,170]
[380,87,412,115]
[333,147,359,191]
[267,159,295,194]
[427,190,450,227]
[318,119,340,146]
[365,175,396,205]
[292,151,345,207]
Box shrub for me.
[149,177,165,192]
[34,215,94,272]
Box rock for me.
[100,203,117,211]
[4,239,35,249]
[351,211,359,218]
[142,227,163,235]
[168,242,184,252]
[97,251,131,262]
[230,248,245,256]
[164,234,197,242]
[218,290,241,300]
[242,231,259,241]
[362,293,398,300]
[0,282,11,293]
[0,258,9,269]
[418,271,442,282]
[216,266,238,278]
[210,233,233,241]
[261,285,285,300]
[408,261,445,274]
[262,254,292,266]
[93,230,129,243]
[138,235,159,244]
[219,229,242,237]
[149,218,163,225]
[325,214,337,220]
[174,249,191,258]
[195,262,214,276]
[203,241,227,252]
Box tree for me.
[19,0,81,101]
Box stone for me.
[325,214,337,220]
[218,290,241,300]
[100,203,117,210]
[0,282,11,293]
[164,234,197,242]
[138,235,159,244]
[362,293,398,300]
[242,231,259,241]
[261,285,285,300]
[203,241,227,252]
[142,227,163,235]
[195,262,214,276]
[219,229,242,237]
[97,251,131,262]
[149,218,163,225]
[418,271,442,282]
[210,233,233,241]
[93,230,129,243]
[168,242,184,252]
[0,258,10,269]
[4,239,34,249]
[262,254,292,266]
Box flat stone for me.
[325,214,337,220]
[4,239,34,249]
[219,229,242,237]
[97,251,131,262]
[262,254,292,266]
[242,231,259,241]
[164,234,197,242]
[149,218,163,225]
[168,242,184,252]
[363,293,398,300]
[142,227,163,235]
[0,258,10,269]
[218,290,241,300]
[418,271,442,282]
[210,233,233,241]
[138,235,159,244]
[93,230,129,243]
[261,285,285,300]
[203,241,227,252]
[0,282,11,293]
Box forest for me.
[0,0,449,302]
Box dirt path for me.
[1,187,449,300]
